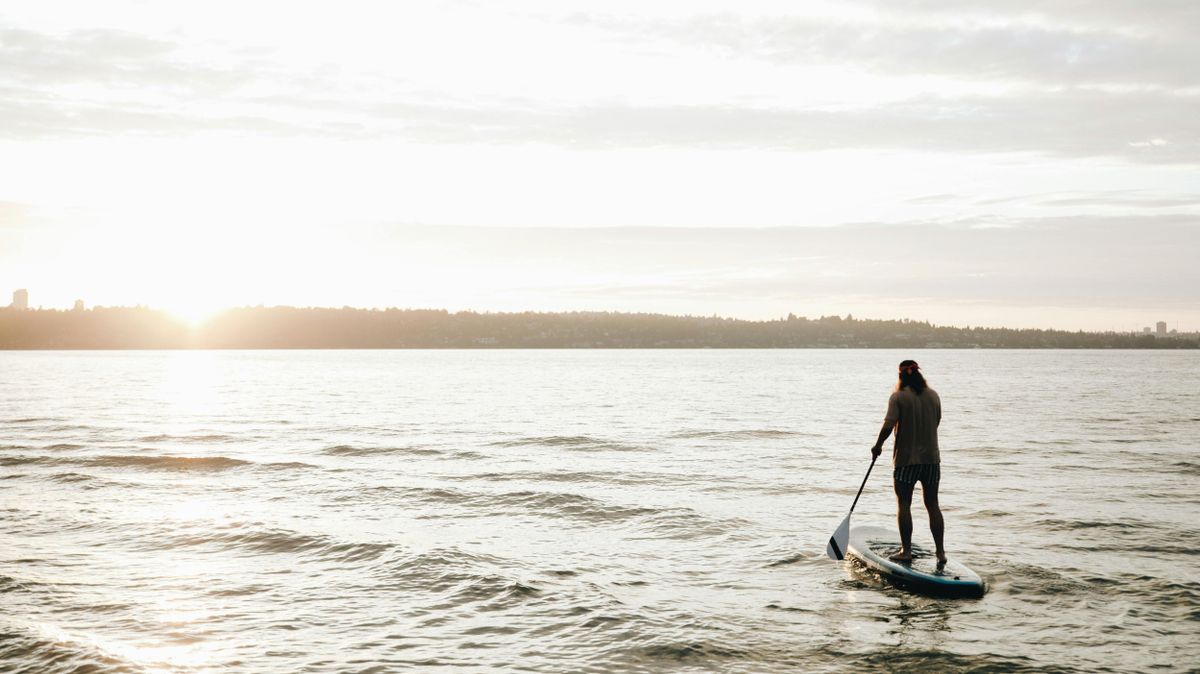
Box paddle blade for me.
[826,513,851,561]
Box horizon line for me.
[2,303,1191,335]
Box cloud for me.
[854,0,1200,34]
[416,91,1197,163]
[1035,193,1200,208]
[375,215,1200,312]
[571,4,1200,88]
[1,17,1196,164]
[549,7,1200,162]
[973,190,1200,208]
[0,27,247,89]
[905,194,959,204]
[6,85,1194,163]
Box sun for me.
[164,301,227,328]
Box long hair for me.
[896,359,927,395]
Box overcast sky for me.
[1,0,1197,330]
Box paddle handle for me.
[848,454,878,514]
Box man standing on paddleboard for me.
[870,360,944,565]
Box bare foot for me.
[936,553,947,568]
[888,549,913,563]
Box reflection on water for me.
[1,350,1198,673]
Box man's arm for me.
[871,421,894,457]
[874,392,900,457]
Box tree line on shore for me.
[0,306,1194,349]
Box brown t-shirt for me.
[885,387,941,467]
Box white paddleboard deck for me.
[847,525,985,598]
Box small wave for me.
[850,649,1053,674]
[376,547,503,588]
[968,508,1012,519]
[321,444,442,457]
[0,453,312,473]
[44,443,84,451]
[1171,461,1200,475]
[170,524,392,562]
[378,547,541,610]
[57,472,128,490]
[87,454,252,471]
[767,551,817,567]
[670,429,816,440]
[1061,542,1199,556]
[0,574,32,594]
[4,416,59,424]
[1072,574,1200,623]
[1074,572,1200,608]
[136,433,233,443]
[460,470,669,486]
[1035,517,1148,532]
[262,461,318,470]
[489,435,647,452]
[206,584,271,597]
[30,454,315,473]
[364,484,474,507]
[451,577,542,607]
[994,561,1092,597]
[631,640,752,663]
[0,455,48,467]
[0,620,140,674]
[372,485,661,524]
[48,472,99,484]
[634,509,754,541]
[496,490,658,523]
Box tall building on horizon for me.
[1157,321,1168,336]
[11,288,28,310]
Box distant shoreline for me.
[2,342,1200,347]
[2,307,1195,349]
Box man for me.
[870,359,945,565]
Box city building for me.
[1143,327,1152,335]
[1156,321,1167,336]
[11,288,28,310]
[73,299,85,312]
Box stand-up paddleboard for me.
[847,525,985,598]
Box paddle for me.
[825,454,877,561]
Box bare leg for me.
[922,479,946,565]
[891,479,914,562]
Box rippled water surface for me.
[2,350,1198,673]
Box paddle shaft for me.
[848,454,878,514]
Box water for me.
[1,350,1197,673]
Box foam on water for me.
[1,349,1198,673]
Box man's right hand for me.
[871,444,882,458]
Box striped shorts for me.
[893,463,940,488]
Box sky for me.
[0,0,1197,330]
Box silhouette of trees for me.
[0,306,1194,349]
